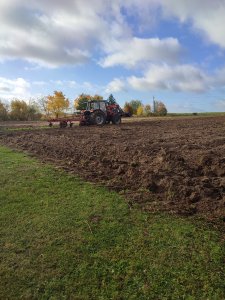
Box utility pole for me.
[153,96,156,113]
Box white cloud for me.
[105,78,126,93]
[0,0,225,83]
[0,77,30,99]
[0,0,182,69]
[128,64,209,92]
[0,1,101,67]
[160,0,225,48]
[103,59,225,94]
[100,37,182,68]
[0,0,132,68]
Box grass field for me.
[0,146,224,299]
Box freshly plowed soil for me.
[1,117,225,225]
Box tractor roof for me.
[89,100,108,102]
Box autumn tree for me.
[0,100,8,120]
[47,91,69,118]
[74,94,91,110]
[92,94,103,101]
[74,94,103,110]
[152,98,167,116]
[123,102,133,116]
[136,105,144,116]
[10,99,41,120]
[129,100,142,115]
[144,104,151,116]
[107,94,116,105]
[155,101,167,116]
[10,99,28,120]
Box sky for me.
[1,0,225,112]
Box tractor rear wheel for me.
[91,111,106,125]
[112,113,121,125]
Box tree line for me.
[0,99,41,121]
[123,99,167,116]
[0,91,167,121]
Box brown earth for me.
[0,120,48,129]
[0,116,225,226]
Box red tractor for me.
[48,100,122,127]
[80,100,122,126]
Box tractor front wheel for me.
[91,111,106,125]
[112,113,121,125]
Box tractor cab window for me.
[99,101,106,111]
[87,101,107,111]
[90,102,99,110]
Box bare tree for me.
[37,96,50,117]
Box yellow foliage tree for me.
[137,105,144,116]
[74,94,92,111]
[10,99,28,120]
[47,91,69,118]
[92,94,103,101]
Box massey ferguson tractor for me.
[48,100,122,128]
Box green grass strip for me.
[0,146,224,299]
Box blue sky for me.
[1,0,225,112]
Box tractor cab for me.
[86,100,108,112]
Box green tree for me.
[107,94,116,105]
[0,100,8,120]
[47,91,69,118]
